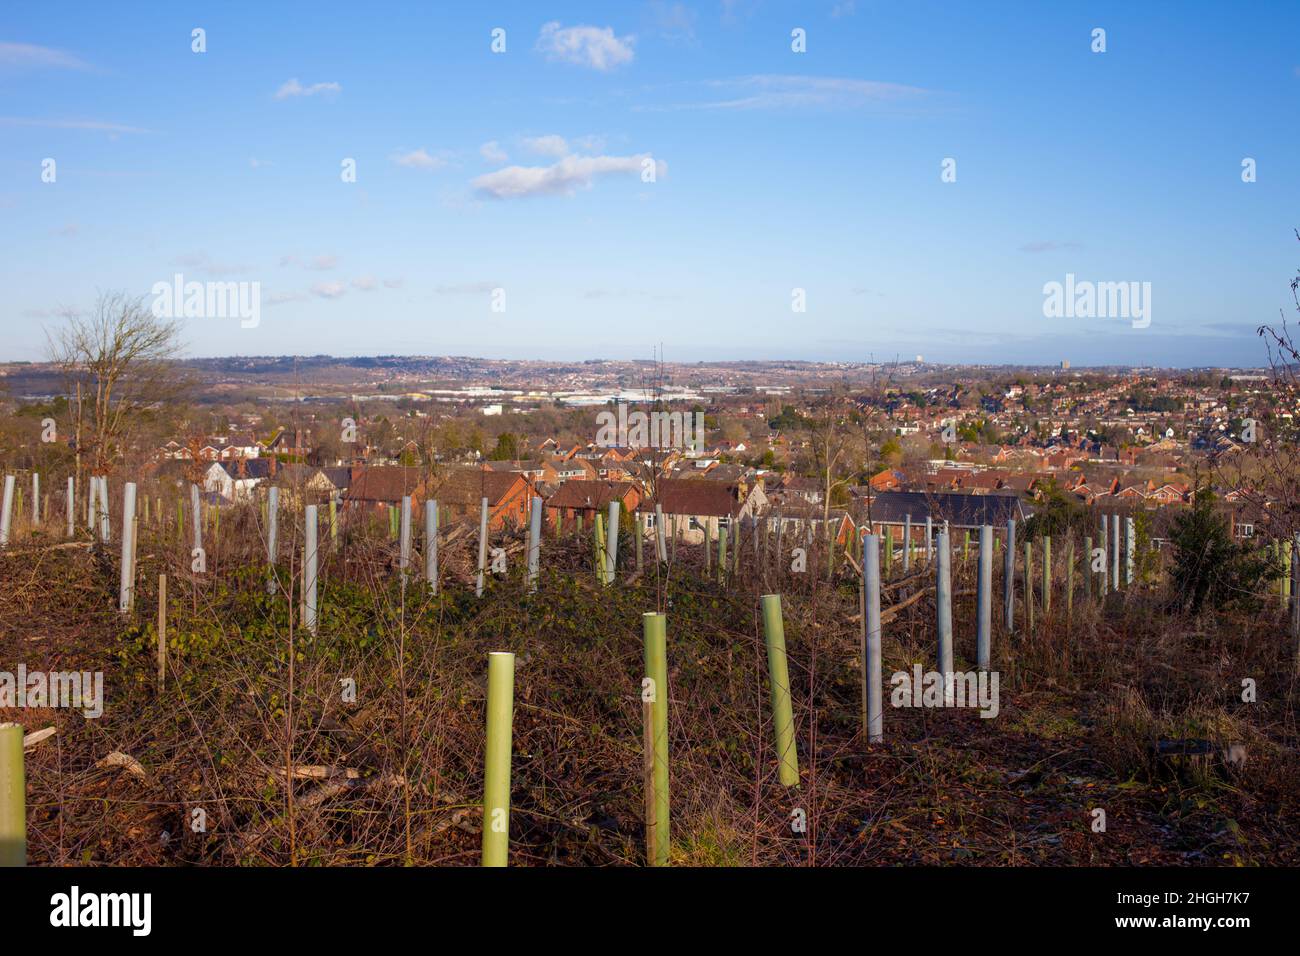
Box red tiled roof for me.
[546,480,639,510]
[429,467,527,508]
[345,466,425,503]
[646,478,742,518]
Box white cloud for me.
[309,254,338,270]
[831,1,857,18]
[472,153,665,199]
[383,278,404,289]
[311,281,347,299]
[391,148,448,171]
[0,42,92,71]
[536,22,635,71]
[249,157,271,168]
[521,134,570,157]
[480,140,509,165]
[351,276,378,291]
[274,78,341,100]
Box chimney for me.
[270,456,278,477]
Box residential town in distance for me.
[2,355,1288,545]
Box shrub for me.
[1167,487,1278,613]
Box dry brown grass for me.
[2,503,1297,866]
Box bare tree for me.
[46,291,187,485]
[805,399,858,525]
[1214,230,1300,540]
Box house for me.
[860,490,1033,543]
[868,468,905,492]
[203,458,276,502]
[427,466,534,529]
[960,470,1010,494]
[344,466,428,514]
[546,455,590,482]
[482,459,558,485]
[778,475,824,503]
[544,480,641,527]
[266,464,352,506]
[160,433,263,462]
[265,427,314,459]
[1147,482,1189,504]
[642,478,768,543]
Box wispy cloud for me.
[647,2,698,43]
[472,153,665,199]
[173,253,253,276]
[265,291,307,307]
[391,148,449,171]
[0,42,92,71]
[583,287,682,301]
[641,74,932,111]
[351,276,378,291]
[311,281,347,299]
[435,282,499,294]
[536,22,635,71]
[274,78,341,100]
[521,134,570,157]
[480,141,508,165]
[831,1,857,18]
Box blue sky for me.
[2,1,1297,367]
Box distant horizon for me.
[1,349,1280,373]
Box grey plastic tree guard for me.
[1004,519,1016,633]
[475,496,489,597]
[863,534,883,742]
[304,504,319,634]
[977,525,992,670]
[936,531,954,705]
[527,496,543,592]
[119,482,137,613]
[425,499,439,593]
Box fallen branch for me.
[23,726,56,750]
[96,751,147,779]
